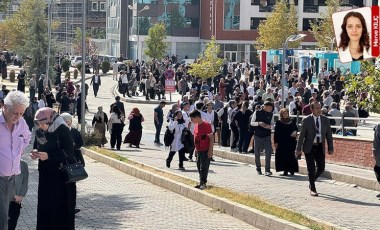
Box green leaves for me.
[188,37,223,80]
[256,0,299,50]
[144,23,167,60]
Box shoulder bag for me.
[58,137,88,183]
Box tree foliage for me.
[256,0,300,50]
[72,27,99,56]
[188,37,223,80]
[346,61,380,112]
[309,0,342,49]
[0,0,11,13]
[144,23,167,60]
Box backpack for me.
[164,126,175,147]
[181,127,194,153]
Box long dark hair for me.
[174,110,185,124]
[339,11,370,53]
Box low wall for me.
[327,136,374,169]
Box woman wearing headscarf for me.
[31,107,75,230]
[108,106,125,150]
[274,108,299,176]
[61,112,84,215]
[92,106,108,147]
[166,110,187,170]
[123,107,144,148]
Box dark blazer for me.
[296,115,334,154]
[91,75,101,85]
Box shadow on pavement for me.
[319,194,380,207]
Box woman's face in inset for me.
[346,16,363,42]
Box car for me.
[71,56,82,67]
[172,59,195,68]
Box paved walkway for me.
[17,144,258,230]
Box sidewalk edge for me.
[213,149,380,192]
[82,148,312,230]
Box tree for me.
[72,27,99,56]
[346,61,380,113]
[255,0,300,50]
[0,0,11,13]
[144,23,167,60]
[188,37,224,80]
[309,0,342,49]
[17,0,53,77]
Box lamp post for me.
[281,34,306,109]
[128,5,149,61]
[45,0,53,87]
[80,0,86,135]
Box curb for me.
[213,149,380,192]
[82,148,312,230]
[113,85,177,105]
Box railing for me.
[274,113,378,137]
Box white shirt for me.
[288,100,296,114]
[247,86,255,97]
[38,99,46,109]
[93,75,99,84]
[203,110,215,132]
[313,115,322,143]
[112,63,119,72]
[289,87,298,96]
[277,88,288,100]
[168,120,185,152]
[182,110,190,128]
[121,74,128,84]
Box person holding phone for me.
[338,11,371,62]
[274,108,299,176]
[166,110,187,170]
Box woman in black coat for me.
[31,108,75,230]
[17,69,26,92]
[274,108,299,176]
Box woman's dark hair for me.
[174,110,185,124]
[112,105,122,119]
[339,11,370,53]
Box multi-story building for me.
[106,0,378,63]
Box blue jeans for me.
[238,128,248,152]
[155,122,163,143]
[242,130,255,152]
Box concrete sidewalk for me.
[17,147,258,230]
[108,133,380,230]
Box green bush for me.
[82,131,103,147]
[61,59,71,72]
[76,63,82,72]
[9,70,15,82]
[73,69,78,79]
[101,60,110,74]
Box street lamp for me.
[325,36,336,51]
[128,5,149,61]
[281,34,306,109]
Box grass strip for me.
[88,147,336,230]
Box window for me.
[99,2,106,11]
[92,2,98,11]
[302,18,316,31]
[251,0,261,5]
[250,17,265,29]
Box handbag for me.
[57,137,88,183]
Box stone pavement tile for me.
[114,133,380,230]
[17,154,258,230]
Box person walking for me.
[274,108,299,176]
[373,123,380,198]
[166,110,187,170]
[90,71,101,97]
[154,101,166,145]
[29,74,37,101]
[0,91,31,230]
[235,101,253,153]
[190,110,214,190]
[92,106,108,147]
[250,101,274,176]
[31,107,76,230]
[296,102,334,196]
[17,69,26,93]
[8,160,29,230]
[110,96,125,116]
[124,108,144,148]
[108,106,125,150]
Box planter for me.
[9,70,15,82]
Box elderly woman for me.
[61,112,84,215]
[123,108,144,148]
[92,106,108,147]
[31,107,75,230]
[274,108,299,176]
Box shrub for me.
[61,59,71,72]
[9,70,15,82]
[73,69,78,79]
[101,60,110,74]
[82,131,103,147]
[76,62,82,72]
